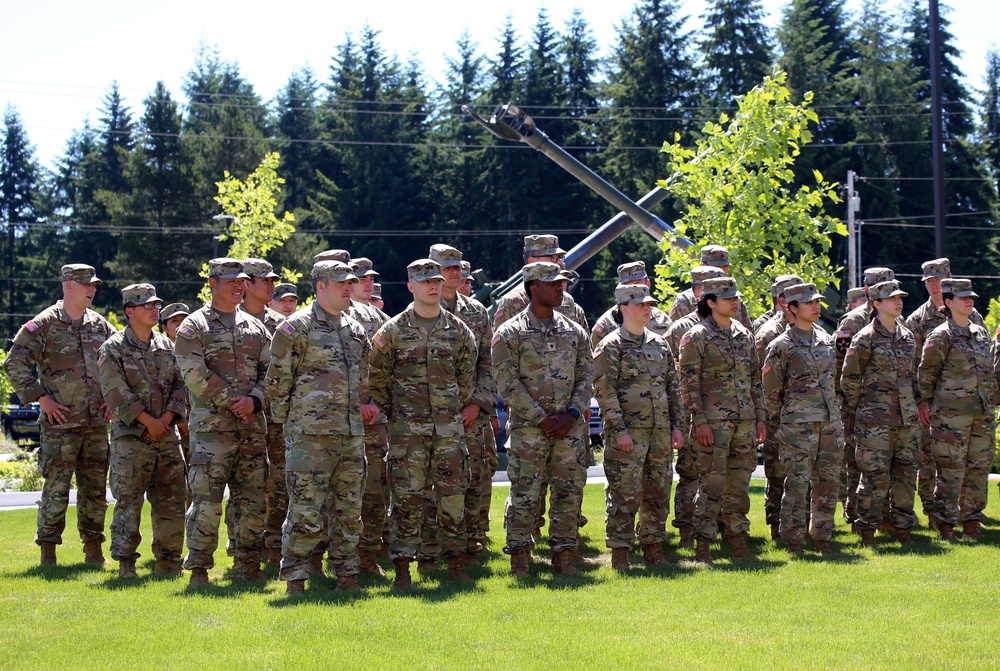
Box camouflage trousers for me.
[776,420,844,544]
[671,422,697,531]
[388,433,468,560]
[179,427,192,510]
[264,421,287,550]
[762,421,784,527]
[854,423,918,532]
[929,413,996,526]
[917,426,936,515]
[603,426,673,549]
[691,420,756,541]
[35,425,109,546]
[840,412,861,523]
[183,430,267,570]
[109,434,186,562]
[359,422,389,553]
[479,421,499,539]
[280,432,365,581]
[504,425,586,554]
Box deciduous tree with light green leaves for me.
[655,69,845,318]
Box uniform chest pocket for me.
[621,349,645,379]
[429,334,459,360]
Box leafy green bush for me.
[0,454,42,492]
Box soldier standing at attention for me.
[753,274,804,334]
[918,279,997,542]
[270,283,299,319]
[593,284,685,570]
[5,264,116,567]
[678,277,766,565]
[368,259,477,588]
[350,258,390,321]
[159,303,192,507]
[591,261,672,349]
[266,261,371,595]
[841,280,920,548]
[668,245,752,330]
[372,283,385,311]
[762,283,843,556]
[99,284,188,578]
[458,261,474,298]
[174,258,271,586]
[493,262,592,577]
[493,234,588,330]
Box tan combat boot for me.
[118,559,138,579]
[895,528,914,546]
[39,542,57,567]
[643,544,669,567]
[285,578,305,595]
[611,547,629,572]
[678,526,694,550]
[153,558,183,574]
[446,555,470,582]
[814,540,833,556]
[393,557,412,588]
[938,523,957,542]
[552,550,580,576]
[308,553,328,579]
[359,549,386,577]
[926,515,938,532]
[267,547,282,566]
[83,539,106,564]
[510,550,530,578]
[462,550,482,566]
[335,575,362,591]
[859,529,877,549]
[728,533,759,560]
[416,559,436,574]
[695,537,713,565]
[962,520,982,540]
[189,567,210,586]
[770,523,780,542]
[787,541,804,556]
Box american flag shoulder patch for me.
[279,321,296,336]
[836,329,851,339]
[594,322,605,334]
[374,333,387,349]
[23,320,38,332]
[923,340,935,350]
[593,346,602,359]
[995,323,1000,337]
[493,308,504,322]
[679,334,692,348]
[491,333,501,347]
[845,346,855,357]
[762,362,772,376]
[97,350,107,367]
[177,324,195,338]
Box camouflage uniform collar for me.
[870,318,903,341]
[310,301,343,326]
[524,307,564,332]
[619,325,647,344]
[403,303,452,331]
[705,315,737,336]
[206,305,244,324]
[123,324,168,351]
[54,300,96,324]
[787,324,817,345]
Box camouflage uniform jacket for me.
[591,305,671,349]
[492,308,592,429]
[678,315,765,426]
[98,325,188,439]
[368,304,477,438]
[173,305,270,434]
[752,307,777,333]
[593,326,685,440]
[4,301,116,429]
[834,303,875,394]
[442,293,498,414]
[841,319,919,426]
[266,303,369,437]
[494,285,588,331]
[240,304,285,337]
[664,311,702,361]
[904,299,984,353]
[669,288,752,330]
[918,319,998,417]
[762,325,840,425]
[347,299,387,340]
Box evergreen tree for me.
[699,0,773,105]
[981,48,1000,194]
[1,105,41,335]
[273,67,321,218]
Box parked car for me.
[589,397,603,450]
[2,397,40,445]
[496,394,509,452]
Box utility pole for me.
[929,0,947,256]
[846,171,857,289]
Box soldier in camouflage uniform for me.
[594,284,685,570]
[493,234,588,331]
[99,284,188,578]
[459,261,473,298]
[847,287,867,312]
[662,265,724,548]
[752,274,802,333]
[493,262,592,577]
[762,283,843,555]
[160,302,193,507]
[270,283,299,318]
[266,261,371,595]
[917,279,998,542]
[369,259,477,587]
[904,258,985,525]
[591,261,672,349]
[372,283,385,311]
[678,277,766,564]
[351,257,391,322]
[174,258,271,586]
[4,264,116,567]
[841,280,920,548]
[668,245,752,330]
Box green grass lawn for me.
[2,483,999,670]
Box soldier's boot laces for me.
[308,554,328,579]
[770,523,781,542]
[611,547,629,572]
[416,559,436,574]
[446,555,470,582]
[118,559,138,580]
[267,547,282,566]
[285,579,305,595]
[552,550,579,576]
[859,529,877,549]
[895,528,915,546]
[359,549,386,577]
[392,558,412,589]
[83,539,106,564]
[695,537,713,565]
[510,550,530,578]
[335,575,363,591]
[189,567,210,586]
[39,542,56,567]
[643,543,669,567]
[938,523,957,543]
[678,526,694,550]
[728,533,758,560]
[153,558,184,574]
[962,520,982,540]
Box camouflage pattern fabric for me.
[834,303,874,523]
[852,424,918,531]
[661,312,702,533]
[34,427,110,546]
[668,288,752,330]
[493,285,589,331]
[754,311,790,526]
[591,305,671,349]
[752,307,777,333]
[359,423,390,553]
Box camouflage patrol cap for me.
[407,258,445,283]
[371,282,382,299]
[615,283,657,305]
[351,257,379,277]
[460,261,472,279]
[771,274,804,297]
[159,302,190,322]
[314,249,351,264]
[523,234,565,256]
[941,278,978,298]
[785,282,824,304]
[702,277,741,299]
[617,261,648,283]
[428,244,463,268]
[61,263,102,285]
[273,283,298,300]
[847,287,867,303]
[700,245,730,268]
[863,267,894,286]
[522,262,564,283]
[691,265,725,285]
[869,280,907,301]
[921,258,951,281]
[208,258,250,280]
[311,260,358,283]
[122,283,162,307]
[241,258,280,279]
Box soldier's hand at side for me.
[616,433,635,453]
[918,401,931,427]
[177,421,190,440]
[694,422,713,447]
[144,419,169,441]
[490,415,501,437]
[39,395,70,425]
[461,403,481,429]
[540,415,559,436]
[671,429,684,450]
[101,402,114,423]
[229,396,255,423]
[584,407,592,423]
[756,421,767,444]
[546,412,575,440]
[361,403,381,424]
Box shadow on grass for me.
[16,562,108,581]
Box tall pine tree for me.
[699,0,773,106]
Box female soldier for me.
[917,279,997,541]
[594,284,685,570]
[841,280,919,548]
[762,283,843,556]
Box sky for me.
[2,0,997,170]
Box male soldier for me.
[678,277,766,564]
[591,261,672,349]
[458,261,473,298]
[159,302,193,505]
[270,283,299,318]
[493,262,592,577]
[5,264,116,566]
[753,274,805,333]
[369,259,477,588]
[847,287,867,312]
[174,258,271,586]
[493,234,588,330]
[350,257,390,322]
[904,258,985,526]
[266,260,371,594]
[372,283,385,311]
[239,258,287,566]
[668,245,753,330]
[99,284,188,578]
